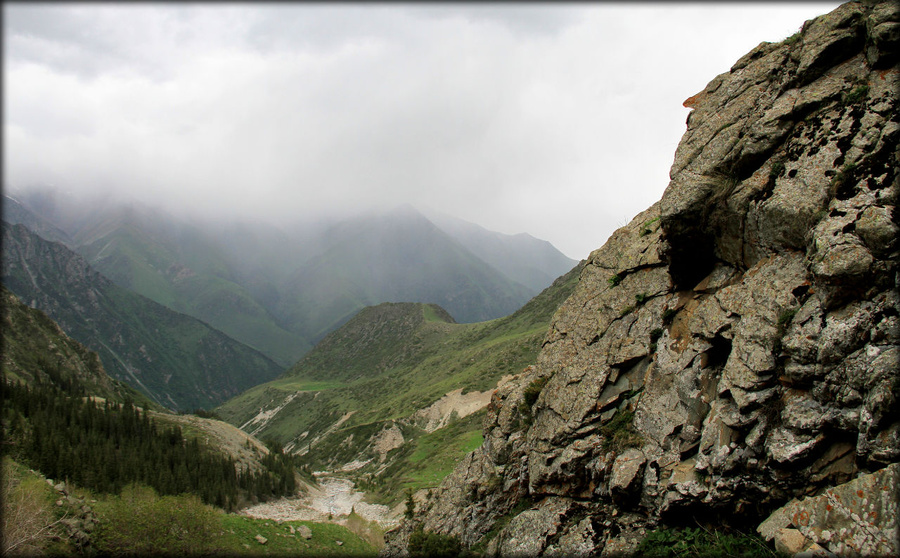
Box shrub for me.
[777,308,798,328]
[409,528,462,558]
[842,84,869,105]
[769,160,785,181]
[93,483,220,556]
[636,526,776,558]
[608,273,623,288]
[2,460,62,555]
[404,489,416,519]
[662,308,678,324]
[522,376,549,409]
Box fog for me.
[3,3,841,259]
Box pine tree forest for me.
[1,378,297,512]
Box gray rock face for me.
[384,2,899,556]
[758,463,899,556]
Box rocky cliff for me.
[385,2,899,555]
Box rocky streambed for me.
[239,475,399,530]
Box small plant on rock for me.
[640,217,661,237]
[777,308,798,328]
[601,409,644,452]
[784,30,802,46]
[636,526,777,558]
[649,327,664,353]
[769,160,785,181]
[521,376,549,410]
[404,489,416,519]
[662,308,678,324]
[842,84,869,105]
[619,305,636,318]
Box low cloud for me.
[3,3,840,259]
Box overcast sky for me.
[4,2,842,259]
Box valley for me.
[1,192,584,555]
[215,264,583,507]
[3,2,898,556]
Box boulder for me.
[608,449,646,503]
[758,463,899,556]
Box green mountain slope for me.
[216,260,584,504]
[424,208,579,291]
[1,285,152,407]
[289,302,457,383]
[71,205,311,366]
[1,222,284,410]
[278,206,536,341]
[2,194,73,246]
[8,190,574,365]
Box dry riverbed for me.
[239,476,400,530]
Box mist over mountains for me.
[3,186,576,373]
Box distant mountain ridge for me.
[278,205,538,340]
[4,191,576,365]
[1,221,284,410]
[422,207,578,292]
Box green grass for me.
[404,413,485,489]
[635,526,777,558]
[422,303,450,322]
[2,457,72,556]
[216,515,376,556]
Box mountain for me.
[3,196,312,367]
[276,206,537,341]
[2,194,73,245]
[1,285,151,406]
[384,3,900,556]
[423,208,578,292]
[2,282,271,477]
[6,193,574,363]
[215,261,584,505]
[283,302,457,384]
[1,222,284,410]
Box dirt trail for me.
[239,475,399,529]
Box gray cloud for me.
[3,2,841,259]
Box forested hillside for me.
[1,292,343,555]
[2,222,284,410]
